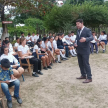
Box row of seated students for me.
[0,31,77,108]
[90,31,107,54]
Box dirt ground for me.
[12,47,108,108]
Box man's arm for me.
[86,29,93,42]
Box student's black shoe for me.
[61,58,66,61]
[43,67,48,70]
[14,96,22,104]
[67,56,71,58]
[47,66,52,69]
[38,70,43,75]
[7,100,12,108]
[64,58,68,60]
[57,61,61,63]
[50,63,53,66]
[103,50,105,53]
[32,73,39,77]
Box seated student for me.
[53,35,67,61]
[48,36,60,63]
[0,46,24,79]
[41,37,54,66]
[32,39,52,70]
[3,40,16,55]
[71,31,76,44]
[90,32,98,54]
[97,31,107,53]
[0,59,22,108]
[20,32,25,38]
[52,33,55,39]
[18,37,43,77]
[30,33,37,44]
[14,37,20,52]
[35,33,39,41]
[64,33,77,56]
[47,32,52,38]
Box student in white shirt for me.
[41,37,53,66]
[53,35,67,62]
[26,33,31,43]
[47,32,52,38]
[97,31,107,53]
[71,31,76,43]
[32,39,52,70]
[52,33,55,39]
[90,31,98,54]
[0,46,24,78]
[62,33,77,57]
[30,33,36,44]
[14,37,20,52]
[18,38,43,77]
[48,36,61,63]
[35,33,39,41]
[20,32,25,38]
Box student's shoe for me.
[103,50,105,53]
[67,56,71,58]
[96,51,98,54]
[64,58,68,60]
[32,73,39,77]
[72,54,76,57]
[38,70,43,75]
[47,66,52,69]
[7,100,12,108]
[43,67,48,70]
[50,63,53,66]
[61,58,66,61]
[14,96,22,104]
[57,61,61,63]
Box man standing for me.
[75,19,93,83]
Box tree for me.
[44,2,108,32]
[0,0,54,40]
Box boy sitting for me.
[0,59,22,108]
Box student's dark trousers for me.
[21,57,41,72]
[77,53,92,79]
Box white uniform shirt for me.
[71,35,76,41]
[98,35,107,41]
[33,45,41,53]
[65,35,72,44]
[35,35,39,41]
[53,40,57,49]
[91,36,97,43]
[41,41,48,49]
[0,53,18,63]
[18,45,29,54]
[14,42,19,47]
[30,35,36,42]
[26,36,31,42]
[9,43,14,54]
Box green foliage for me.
[44,5,74,32]
[24,18,45,31]
[8,26,36,37]
[44,1,108,32]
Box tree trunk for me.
[1,7,9,41]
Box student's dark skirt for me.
[100,40,107,44]
[32,52,45,59]
[57,45,64,49]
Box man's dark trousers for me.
[77,53,92,79]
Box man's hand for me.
[80,37,86,43]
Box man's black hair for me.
[43,37,48,42]
[16,37,19,40]
[4,40,9,44]
[92,31,95,33]
[102,31,106,34]
[71,31,74,33]
[1,58,10,68]
[5,37,9,40]
[21,32,24,35]
[76,19,83,23]
[49,36,53,40]
[28,33,31,36]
